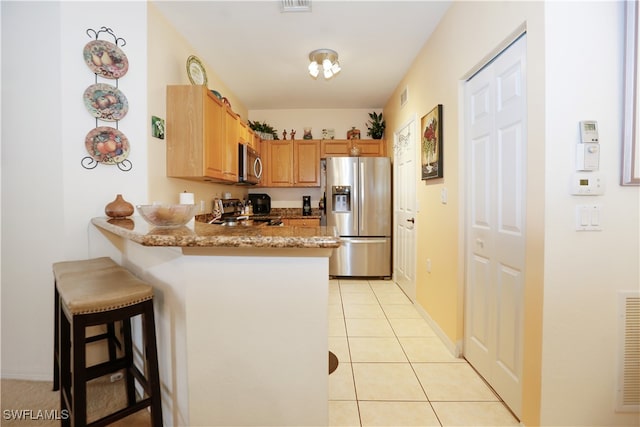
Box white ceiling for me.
[152,0,451,110]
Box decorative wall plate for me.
[83,83,129,121]
[186,55,208,86]
[83,40,129,79]
[85,126,130,164]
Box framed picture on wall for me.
[421,104,443,180]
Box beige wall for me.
[385,1,639,426]
[384,2,546,425]
[147,3,250,208]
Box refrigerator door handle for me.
[359,161,365,233]
[353,160,360,235]
[341,238,389,244]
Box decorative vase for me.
[105,194,134,219]
[303,127,313,139]
[347,127,361,140]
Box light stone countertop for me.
[91,216,340,248]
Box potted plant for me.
[248,120,279,140]
[366,112,385,139]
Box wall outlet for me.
[426,258,432,273]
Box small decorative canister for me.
[105,194,134,219]
[303,127,313,139]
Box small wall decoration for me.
[83,83,128,121]
[81,26,132,172]
[421,104,443,180]
[152,116,165,139]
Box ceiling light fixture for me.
[308,49,341,80]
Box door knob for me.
[407,218,415,223]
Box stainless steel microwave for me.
[238,144,263,185]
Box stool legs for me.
[53,285,60,391]
[142,301,163,427]
[58,300,163,427]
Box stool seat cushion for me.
[52,257,118,278]
[54,258,153,315]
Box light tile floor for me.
[328,279,520,427]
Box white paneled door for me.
[393,117,417,301]
[464,35,527,418]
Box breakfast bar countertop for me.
[91,216,340,248]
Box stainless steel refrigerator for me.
[326,157,391,277]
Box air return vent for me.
[281,0,311,12]
[400,86,408,107]
[617,291,640,412]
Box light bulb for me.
[331,61,341,74]
[308,60,319,78]
[322,58,332,71]
[323,68,333,79]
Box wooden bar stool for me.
[53,258,163,427]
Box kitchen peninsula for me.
[89,217,340,427]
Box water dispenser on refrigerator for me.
[332,186,351,213]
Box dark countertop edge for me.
[91,217,340,249]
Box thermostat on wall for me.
[571,172,604,195]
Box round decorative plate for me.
[83,40,129,79]
[83,83,129,121]
[85,126,130,164]
[186,55,207,86]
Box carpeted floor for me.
[1,375,150,426]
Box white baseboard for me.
[413,302,464,358]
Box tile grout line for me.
[337,278,364,427]
[374,279,445,427]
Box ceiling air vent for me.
[281,0,311,13]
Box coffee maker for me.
[302,196,311,216]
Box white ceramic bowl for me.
[136,204,197,228]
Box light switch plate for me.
[576,204,602,231]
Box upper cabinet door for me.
[268,140,294,186]
[320,139,386,158]
[203,91,225,179]
[294,140,321,186]
[223,107,239,180]
[167,85,233,183]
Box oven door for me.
[238,144,263,185]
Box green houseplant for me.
[366,112,385,139]
[248,120,279,140]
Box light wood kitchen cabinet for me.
[266,140,294,186]
[223,107,239,180]
[167,85,236,182]
[261,140,320,187]
[283,218,320,227]
[320,139,386,158]
[239,121,259,151]
[253,132,261,152]
[294,140,321,186]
